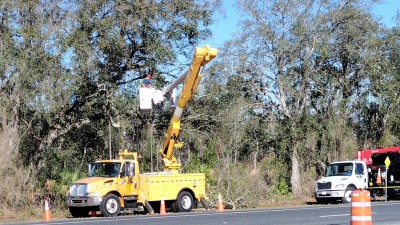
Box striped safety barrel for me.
[351,189,372,225]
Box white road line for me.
[320,214,350,218]
[320,212,376,218]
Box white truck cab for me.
[315,161,368,203]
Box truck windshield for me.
[326,163,353,176]
[89,162,121,178]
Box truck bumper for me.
[315,190,345,198]
[67,196,103,207]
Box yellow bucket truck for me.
[67,46,218,217]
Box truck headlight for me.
[335,184,345,189]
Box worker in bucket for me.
[142,74,153,88]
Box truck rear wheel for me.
[342,186,355,203]
[175,191,194,212]
[69,207,90,217]
[100,193,121,217]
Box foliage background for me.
[0,0,399,221]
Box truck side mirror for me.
[88,164,92,176]
[128,163,135,180]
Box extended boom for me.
[160,46,218,172]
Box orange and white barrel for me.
[351,189,372,225]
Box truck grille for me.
[317,182,331,190]
[69,184,88,197]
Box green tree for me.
[360,17,400,147]
[0,0,221,208]
[225,0,387,196]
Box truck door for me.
[118,162,139,196]
[355,162,368,189]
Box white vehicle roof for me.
[329,160,363,164]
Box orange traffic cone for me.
[217,193,224,212]
[376,168,382,185]
[160,197,167,215]
[44,198,51,222]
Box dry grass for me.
[0,206,70,224]
[0,127,41,224]
[258,195,316,208]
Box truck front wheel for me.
[69,207,90,217]
[342,186,355,203]
[175,191,194,212]
[100,193,121,217]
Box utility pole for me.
[109,115,112,159]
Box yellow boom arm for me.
[160,46,218,172]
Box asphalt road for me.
[7,202,400,225]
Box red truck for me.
[357,146,400,199]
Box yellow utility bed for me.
[139,172,206,202]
